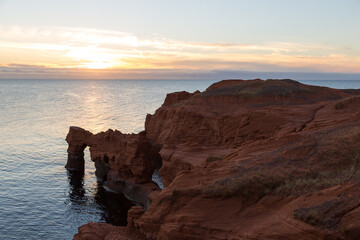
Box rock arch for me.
[65,126,162,208]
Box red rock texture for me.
[145,79,358,186]
[73,79,360,239]
[74,207,149,240]
[73,222,145,240]
[66,128,161,184]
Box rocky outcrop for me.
[73,207,148,240]
[145,79,358,186]
[66,128,161,208]
[72,79,360,239]
[73,221,145,240]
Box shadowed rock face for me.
[72,79,360,240]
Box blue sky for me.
[0,0,359,79]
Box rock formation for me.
[66,127,161,208]
[71,79,360,239]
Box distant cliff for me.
[71,79,360,240]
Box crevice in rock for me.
[297,105,324,132]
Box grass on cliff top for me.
[334,95,360,110]
[201,79,312,98]
[202,127,360,199]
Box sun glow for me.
[82,62,113,69]
[65,47,117,69]
[0,25,359,73]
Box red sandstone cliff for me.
[72,79,360,239]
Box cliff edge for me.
[71,79,360,239]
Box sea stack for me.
[65,126,93,171]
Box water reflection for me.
[66,169,134,226]
[67,170,86,202]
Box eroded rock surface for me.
[66,128,160,183]
[72,79,360,239]
[66,128,161,208]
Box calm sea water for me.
[0,79,360,239]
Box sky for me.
[0,0,359,80]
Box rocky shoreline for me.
[68,79,360,239]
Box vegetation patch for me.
[318,127,360,169]
[273,169,357,196]
[206,155,224,163]
[202,171,283,199]
[294,190,360,230]
[334,95,360,110]
[203,127,360,199]
[294,199,342,228]
[294,207,325,227]
[201,79,311,98]
[280,128,360,196]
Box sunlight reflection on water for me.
[0,79,216,239]
[2,79,358,239]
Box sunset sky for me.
[0,0,359,79]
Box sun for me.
[83,62,113,69]
[66,47,116,69]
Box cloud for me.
[1,64,360,81]
[0,25,359,76]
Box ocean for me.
[1,79,360,239]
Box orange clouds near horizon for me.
[0,25,359,79]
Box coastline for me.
[71,79,360,239]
